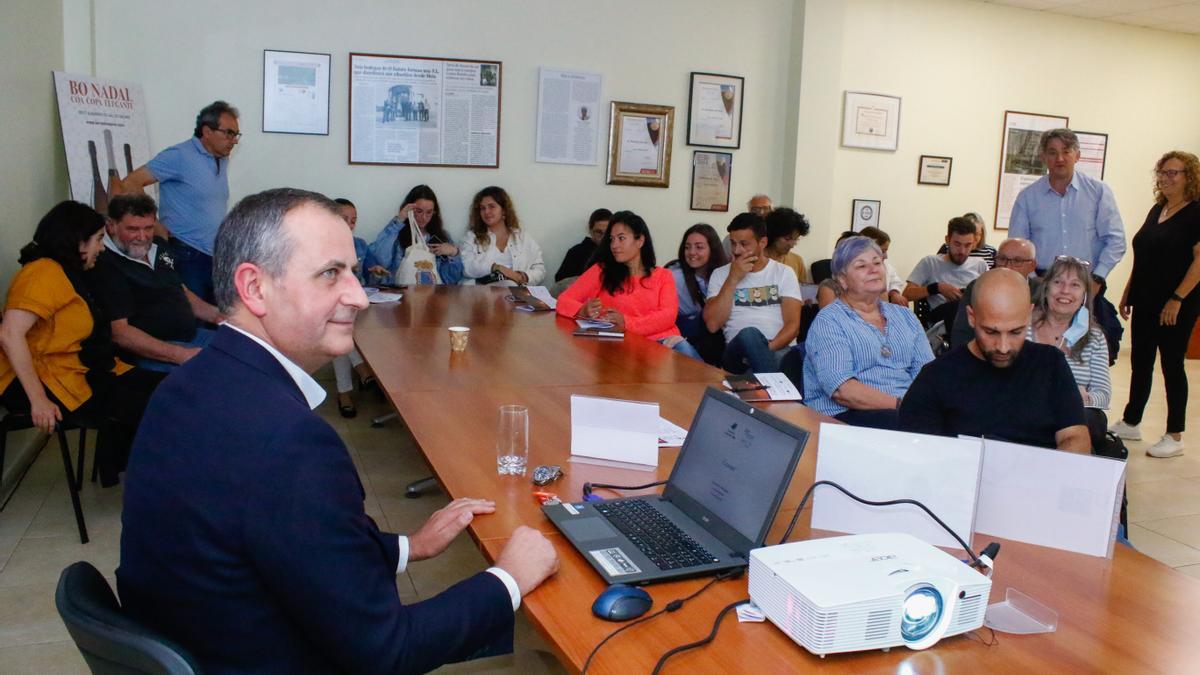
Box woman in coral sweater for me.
[557,211,701,359]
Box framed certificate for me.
[851,198,881,231]
[690,151,732,211]
[841,91,901,151]
[262,50,331,135]
[606,101,674,188]
[918,155,953,186]
[687,72,744,149]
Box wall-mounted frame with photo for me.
[841,91,901,151]
[994,110,1069,230]
[918,155,953,186]
[1074,131,1108,180]
[686,72,743,149]
[851,198,881,231]
[263,50,331,135]
[690,151,732,211]
[606,101,674,187]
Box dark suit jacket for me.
[117,326,513,673]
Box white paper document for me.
[813,424,983,549]
[535,68,601,165]
[526,286,557,310]
[569,395,659,471]
[657,417,688,447]
[576,319,615,330]
[973,438,1125,558]
[366,290,403,304]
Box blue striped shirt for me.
[803,299,934,416]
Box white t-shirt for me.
[906,255,988,309]
[706,259,803,344]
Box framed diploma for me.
[1074,131,1108,180]
[690,151,732,211]
[687,72,744,149]
[606,101,674,188]
[851,198,881,231]
[263,50,331,135]
[994,110,1069,229]
[841,91,901,151]
[917,155,953,186]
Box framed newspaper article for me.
[349,53,501,167]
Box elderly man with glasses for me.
[119,100,242,304]
[949,238,1039,348]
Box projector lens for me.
[901,585,943,643]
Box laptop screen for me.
[665,390,806,548]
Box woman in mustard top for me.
[0,201,161,486]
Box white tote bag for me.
[394,221,441,286]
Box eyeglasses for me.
[996,256,1035,266]
[1054,254,1091,267]
[1156,169,1185,178]
[214,127,242,140]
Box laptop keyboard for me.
[595,500,721,570]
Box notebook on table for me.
[543,387,808,585]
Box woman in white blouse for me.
[1028,255,1112,450]
[460,186,545,286]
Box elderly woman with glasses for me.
[1028,256,1112,450]
[803,236,934,429]
[1111,150,1200,458]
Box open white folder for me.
[972,437,1126,558]
[569,395,659,471]
[813,424,983,550]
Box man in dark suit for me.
[118,188,558,673]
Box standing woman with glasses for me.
[1110,151,1200,457]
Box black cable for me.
[582,479,667,501]
[580,569,739,674]
[778,480,982,566]
[649,598,748,674]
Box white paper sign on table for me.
[569,395,659,471]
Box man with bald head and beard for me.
[900,268,1090,452]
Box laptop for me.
[543,387,808,585]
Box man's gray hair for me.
[212,187,341,314]
[194,100,240,138]
[1038,128,1079,155]
[831,235,883,278]
[747,193,772,205]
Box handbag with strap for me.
[394,221,441,286]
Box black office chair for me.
[56,561,201,675]
[810,258,832,284]
[1,409,92,543]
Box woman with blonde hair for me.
[1111,150,1200,458]
[460,186,545,286]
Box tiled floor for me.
[1,353,1198,671]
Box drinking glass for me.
[496,405,529,475]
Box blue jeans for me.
[135,327,216,373]
[722,328,804,385]
[171,239,215,304]
[662,337,702,361]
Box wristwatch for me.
[1171,292,1185,302]
[926,282,939,297]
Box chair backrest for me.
[810,258,832,284]
[55,561,201,675]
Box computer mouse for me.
[592,584,653,621]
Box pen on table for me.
[729,384,771,393]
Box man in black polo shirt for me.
[94,194,223,370]
[900,268,1090,452]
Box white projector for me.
[748,533,991,657]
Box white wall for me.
[82,0,795,271]
[792,0,1200,300]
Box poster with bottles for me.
[53,71,152,214]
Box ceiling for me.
[978,0,1200,34]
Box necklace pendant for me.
[880,345,892,358]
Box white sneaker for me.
[1109,419,1142,441]
[1147,435,1185,458]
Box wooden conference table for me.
[355,285,1200,674]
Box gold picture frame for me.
[606,101,674,187]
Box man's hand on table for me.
[495,526,560,596]
[408,497,496,561]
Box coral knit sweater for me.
[556,264,681,341]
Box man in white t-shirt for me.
[705,213,803,376]
[903,216,989,331]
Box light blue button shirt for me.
[671,265,707,319]
[803,300,934,417]
[147,137,230,255]
[1008,171,1125,278]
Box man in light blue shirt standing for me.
[121,101,241,303]
[1009,127,1125,359]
